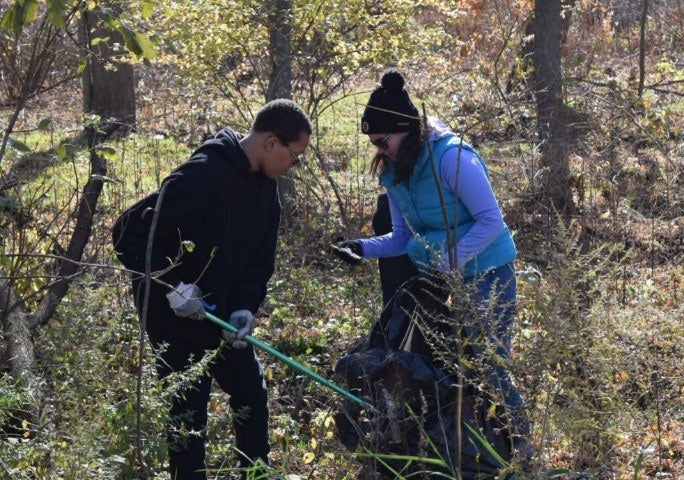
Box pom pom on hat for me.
[361,69,419,135]
[381,70,405,93]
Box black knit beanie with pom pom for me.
[361,69,420,134]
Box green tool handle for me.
[204,311,375,412]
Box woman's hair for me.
[370,121,427,185]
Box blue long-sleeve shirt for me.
[359,144,505,271]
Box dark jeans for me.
[372,194,418,307]
[153,339,269,480]
[466,263,529,443]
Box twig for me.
[421,104,462,476]
[637,0,649,99]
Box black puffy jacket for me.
[112,128,280,347]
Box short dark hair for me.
[252,99,312,143]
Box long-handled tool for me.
[203,310,376,412]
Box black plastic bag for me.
[334,275,513,479]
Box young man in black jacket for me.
[112,99,311,479]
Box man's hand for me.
[331,240,363,265]
[166,282,205,320]
[222,310,255,348]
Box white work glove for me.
[222,309,255,348]
[166,282,205,320]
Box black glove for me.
[331,240,363,265]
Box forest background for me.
[0,0,681,479]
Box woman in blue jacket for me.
[334,69,528,452]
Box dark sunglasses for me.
[370,132,393,149]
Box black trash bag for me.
[334,275,513,479]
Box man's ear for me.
[264,134,279,152]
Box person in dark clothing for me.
[112,99,312,479]
[372,193,419,307]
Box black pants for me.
[372,194,418,307]
[153,339,269,480]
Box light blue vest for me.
[379,134,517,278]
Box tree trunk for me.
[80,8,136,134]
[266,0,296,223]
[505,0,574,96]
[267,0,293,102]
[532,0,575,217]
[0,273,42,430]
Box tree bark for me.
[266,0,297,223]
[532,0,575,217]
[267,0,293,102]
[80,8,136,134]
[0,273,42,428]
[505,0,574,95]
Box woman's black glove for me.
[331,240,363,265]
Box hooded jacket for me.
[112,128,280,347]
